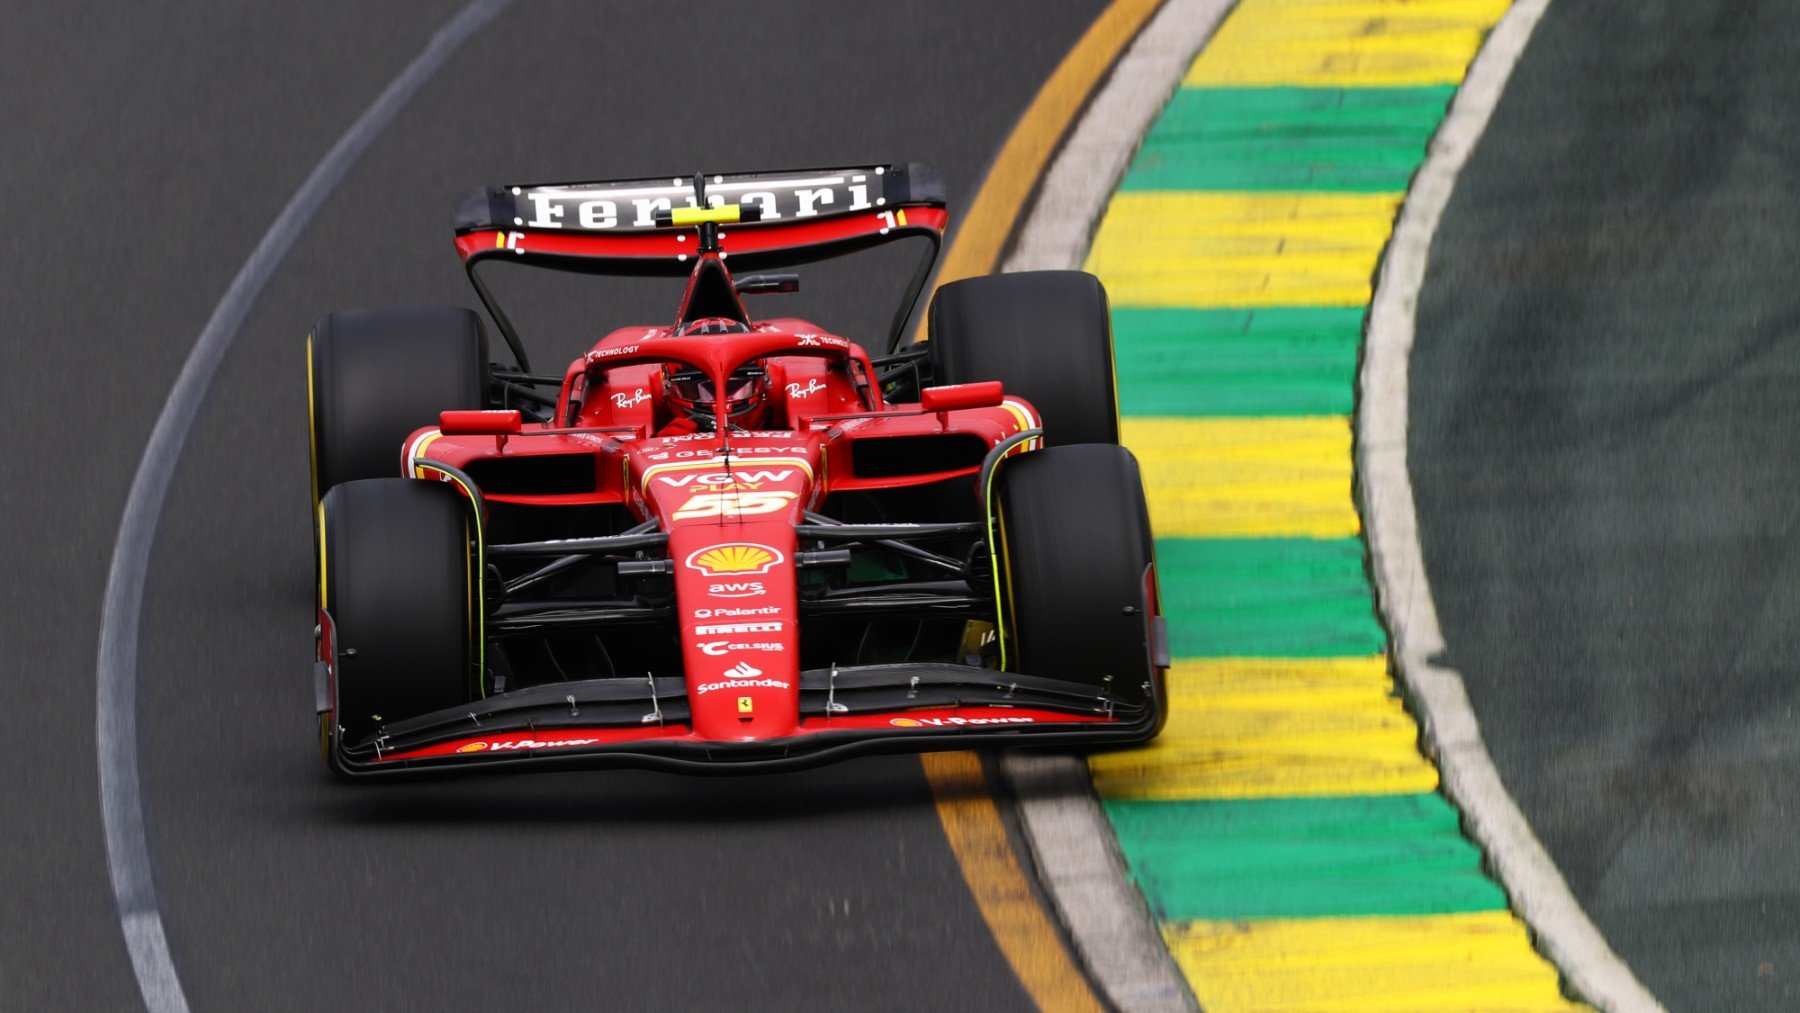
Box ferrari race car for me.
[308,164,1168,774]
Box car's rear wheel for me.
[308,305,489,500]
[322,477,477,748]
[928,270,1119,446]
[994,444,1163,726]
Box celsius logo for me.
[611,389,650,408]
[785,379,827,398]
[685,543,783,577]
[698,641,785,656]
[724,662,763,679]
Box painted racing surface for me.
[1077,0,1582,1008]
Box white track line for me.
[996,1,1233,1010]
[93,3,510,1009]
[1359,1,1663,1010]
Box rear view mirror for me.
[439,409,523,435]
[439,409,522,451]
[920,381,1004,415]
[734,274,800,295]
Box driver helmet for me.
[664,363,769,429]
[675,316,751,336]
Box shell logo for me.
[686,543,783,577]
[456,742,488,753]
[889,718,921,728]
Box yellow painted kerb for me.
[1087,191,1404,309]
[1183,0,1514,88]
[1123,416,1361,539]
[1164,911,1585,1012]
[1090,656,1439,801]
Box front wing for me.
[330,663,1160,776]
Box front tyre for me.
[995,444,1164,728]
[322,478,476,749]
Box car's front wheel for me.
[994,444,1164,730]
[321,477,477,750]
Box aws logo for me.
[708,581,766,598]
[685,543,783,577]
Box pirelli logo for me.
[694,622,783,635]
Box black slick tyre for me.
[928,270,1119,446]
[322,478,475,747]
[308,306,488,500]
[995,444,1163,725]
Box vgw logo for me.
[659,469,796,489]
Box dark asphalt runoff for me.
[0,1,1106,1008]
[1412,2,1800,1009]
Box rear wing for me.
[452,163,949,369]
[454,163,946,273]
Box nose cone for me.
[670,525,800,740]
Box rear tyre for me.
[995,444,1163,724]
[322,478,475,746]
[309,306,488,499]
[928,270,1119,446]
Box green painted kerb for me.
[1119,86,1459,192]
[1114,306,1365,417]
[1105,793,1509,920]
[1158,537,1387,658]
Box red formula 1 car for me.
[307,164,1167,774]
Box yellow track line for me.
[914,2,1168,1006]
[924,753,1104,1013]
[908,0,1167,344]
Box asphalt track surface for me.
[1412,2,1800,1009]
[0,1,1109,1008]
